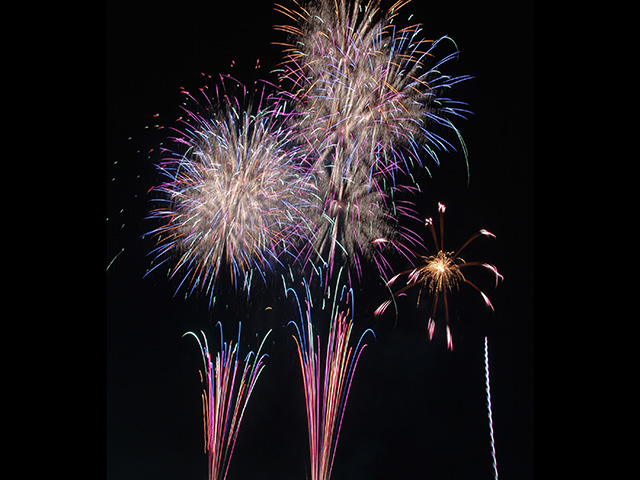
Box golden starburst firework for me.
[375,203,502,350]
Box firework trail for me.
[484,336,499,480]
[183,323,271,480]
[273,0,471,281]
[285,270,374,480]
[146,75,315,305]
[375,202,502,350]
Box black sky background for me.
[107,1,533,479]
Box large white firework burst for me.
[147,77,314,303]
[275,0,472,179]
[273,0,470,281]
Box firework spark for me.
[375,202,502,350]
[273,0,471,281]
[183,323,271,480]
[146,76,314,304]
[484,336,499,480]
[286,272,374,480]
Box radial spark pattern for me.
[275,0,471,177]
[375,202,502,349]
[146,77,314,303]
[274,0,471,281]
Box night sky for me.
[106,1,533,479]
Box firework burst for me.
[183,323,271,480]
[286,272,374,480]
[301,170,424,283]
[375,202,502,350]
[274,0,471,178]
[146,76,314,304]
[273,0,470,281]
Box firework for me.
[484,336,499,480]
[374,202,502,350]
[286,271,374,480]
[300,171,424,283]
[146,76,315,304]
[274,0,471,176]
[273,0,471,281]
[183,323,271,480]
